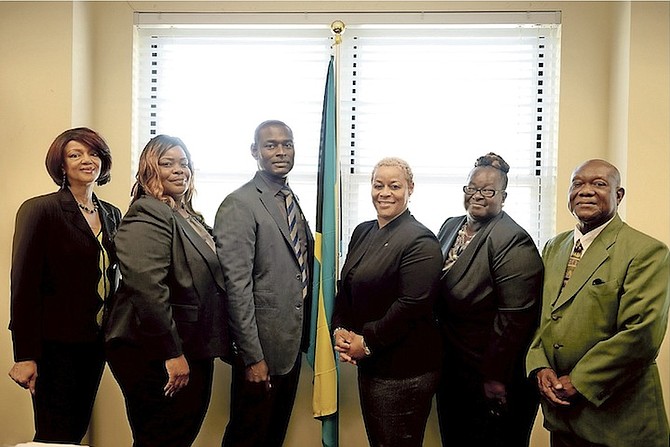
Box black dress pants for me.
[107,342,214,447]
[436,364,539,447]
[222,355,301,447]
[33,339,105,444]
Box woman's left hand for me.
[164,354,190,397]
[334,328,357,365]
[335,332,369,364]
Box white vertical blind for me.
[133,13,561,249]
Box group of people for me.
[7,121,669,447]
[332,153,543,447]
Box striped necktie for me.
[560,239,583,292]
[281,187,308,299]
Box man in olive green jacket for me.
[526,159,669,447]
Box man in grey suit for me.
[214,120,313,447]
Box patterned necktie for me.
[560,239,583,292]
[281,187,308,299]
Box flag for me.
[307,55,339,447]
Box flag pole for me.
[308,19,346,447]
[316,21,344,447]
[330,19,344,270]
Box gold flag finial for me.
[331,20,345,45]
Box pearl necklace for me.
[77,200,99,214]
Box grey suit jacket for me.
[214,172,314,375]
[106,196,230,362]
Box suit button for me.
[553,343,562,349]
[295,302,302,309]
[296,274,301,280]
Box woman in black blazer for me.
[105,135,230,447]
[9,127,121,443]
[332,157,443,447]
[435,153,543,447]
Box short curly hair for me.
[371,157,414,186]
[253,120,293,148]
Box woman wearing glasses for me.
[435,153,543,447]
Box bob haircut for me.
[45,127,113,187]
[131,135,203,220]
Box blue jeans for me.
[358,370,440,447]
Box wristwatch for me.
[361,337,372,356]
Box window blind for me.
[133,12,560,249]
[339,25,561,243]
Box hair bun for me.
[474,152,510,174]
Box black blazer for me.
[106,196,230,362]
[332,210,443,379]
[437,211,542,383]
[9,188,121,361]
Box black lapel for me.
[443,212,504,284]
[59,188,96,241]
[340,222,378,282]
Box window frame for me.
[133,11,561,249]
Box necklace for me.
[77,200,98,214]
[459,224,476,241]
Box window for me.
[134,12,561,251]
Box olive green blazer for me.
[526,215,670,446]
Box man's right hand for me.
[536,367,571,406]
[9,360,38,395]
[245,359,270,388]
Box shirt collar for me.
[573,215,615,253]
[258,170,288,196]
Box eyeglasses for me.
[462,186,504,198]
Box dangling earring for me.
[62,170,68,188]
